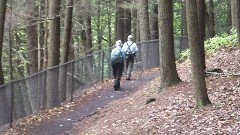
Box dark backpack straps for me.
[126,42,134,53]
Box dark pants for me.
[112,62,124,90]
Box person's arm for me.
[121,50,126,59]
[133,43,138,53]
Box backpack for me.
[125,43,135,60]
[111,49,123,64]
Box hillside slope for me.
[70,47,240,135]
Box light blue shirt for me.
[111,46,126,60]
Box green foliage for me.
[214,0,230,35]
[173,1,182,36]
[205,29,237,53]
[178,29,237,62]
[178,49,190,62]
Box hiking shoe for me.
[114,86,119,91]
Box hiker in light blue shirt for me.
[122,35,138,80]
[110,40,125,91]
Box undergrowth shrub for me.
[178,29,237,62]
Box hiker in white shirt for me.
[122,35,138,80]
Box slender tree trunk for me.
[61,0,73,64]
[132,4,138,42]
[43,0,48,69]
[0,0,7,84]
[158,0,181,90]
[227,1,232,34]
[97,0,102,50]
[186,0,211,108]
[132,0,139,42]
[231,0,237,28]
[150,0,158,40]
[59,0,74,103]
[124,0,132,40]
[26,1,38,74]
[115,0,125,42]
[139,0,150,41]
[0,0,8,125]
[85,0,93,54]
[236,0,240,47]
[197,0,206,70]
[107,0,112,77]
[46,0,61,108]
[181,0,187,37]
[48,0,61,67]
[139,0,150,69]
[208,0,215,38]
[38,0,45,71]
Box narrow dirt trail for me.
[9,70,159,135]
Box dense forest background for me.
[0,0,240,124]
[0,0,238,83]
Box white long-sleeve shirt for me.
[121,41,138,54]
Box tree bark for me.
[139,0,150,41]
[59,0,74,103]
[181,0,187,37]
[150,0,158,40]
[236,0,240,47]
[26,1,39,74]
[132,0,140,42]
[0,0,7,84]
[227,0,232,34]
[115,0,125,42]
[158,0,181,90]
[46,0,61,108]
[231,0,237,28]
[124,0,132,40]
[208,0,215,38]
[197,0,206,70]
[186,0,211,108]
[84,0,93,54]
[0,0,8,125]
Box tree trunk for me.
[0,0,7,84]
[0,0,8,125]
[26,1,38,74]
[181,0,187,37]
[227,0,232,34]
[197,0,206,70]
[124,0,132,40]
[132,4,138,42]
[236,0,240,47]
[38,0,45,71]
[139,0,150,41]
[46,0,61,108]
[132,0,140,42]
[150,0,158,40]
[231,0,237,28]
[180,0,188,52]
[84,0,93,55]
[158,0,181,90]
[115,0,124,42]
[43,0,48,69]
[208,0,215,38]
[139,0,150,70]
[186,0,211,108]
[59,0,74,103]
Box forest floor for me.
[2,46,240,135]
